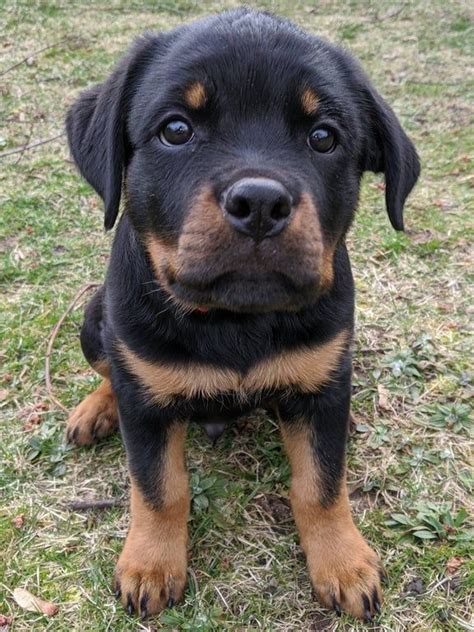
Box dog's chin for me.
[168,272,319,314]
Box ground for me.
[0,1,472,630]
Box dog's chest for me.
[117,329,347,406]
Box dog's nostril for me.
[229,195,252,219]
[271,199,291,221]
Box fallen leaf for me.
[446,556,464,574]
[18,401,49,421]
[11,514,25,529]
[377,384,391,410]
[13,588,58,616]
[18,401,49,432]
[22,415,42,432]
[0,615,13,626]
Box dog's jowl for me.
[65,9,419,620]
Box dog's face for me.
[67,10,419,313]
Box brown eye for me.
[159,119,194,146]
[308,127,336,153]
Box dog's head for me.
[67,9,419,313]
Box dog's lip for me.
[171,270,303,292]
[167,271,318,314]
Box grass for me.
[0,0,473,630]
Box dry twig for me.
[0,37,74,77]
[67,498,124,511]
[45,283,99,413]
[0,133,65,159]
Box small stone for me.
[404,577,424,595]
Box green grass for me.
[1,1,473,630]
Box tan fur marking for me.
[93,358,110,378]
[301,88,320,115]
[145,237,179,287]
[320,244,335,292]
[115,424,189,614]
[245,329,347,392]
[145,187,336,310]
[177,187,234,268]
[178,189,326,279]
[117,329,348,406]
[184,82,207,109]
[286,191,324,252]
[280,423,383,619]
[144,236,193,312]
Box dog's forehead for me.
[160,16,339,108]
[132,14,358,141]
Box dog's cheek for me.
[125,150,189,238]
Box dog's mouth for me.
[144,184,333,314]
[166,270,319,314]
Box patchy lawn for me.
[0,1,472,630]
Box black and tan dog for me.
[65,8,419,621]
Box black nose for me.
[223,178,292,241]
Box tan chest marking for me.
[117,330,348,406]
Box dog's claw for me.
[372,587,381,614]
[167,597,175,608]
[126,594,134,615]
[139,594,148,619]
[362,593,372,621]
[332,596,342,616]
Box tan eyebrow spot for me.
[301,88,319,115]
[184,82,207,109]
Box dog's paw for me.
[306,526,383,621]
[114,538,187,618]
[66,380,118,446]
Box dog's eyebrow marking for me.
[184,82,207,109]
[117,329,348,406]
[301,88,319,115]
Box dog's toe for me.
[66,380,118,446]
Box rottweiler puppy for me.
[65,8,419,621]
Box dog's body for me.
[65,9,419,620]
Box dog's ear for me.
[66,36,158,230]
[359,83,420,231]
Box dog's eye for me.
[159,119,194,146]
[308,128,336,153]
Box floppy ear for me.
[361,85,420,231]
[66,36,157,229]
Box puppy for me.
[65,8,419,620]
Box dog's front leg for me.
[279,374,383,621]
[113,399,189,618]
